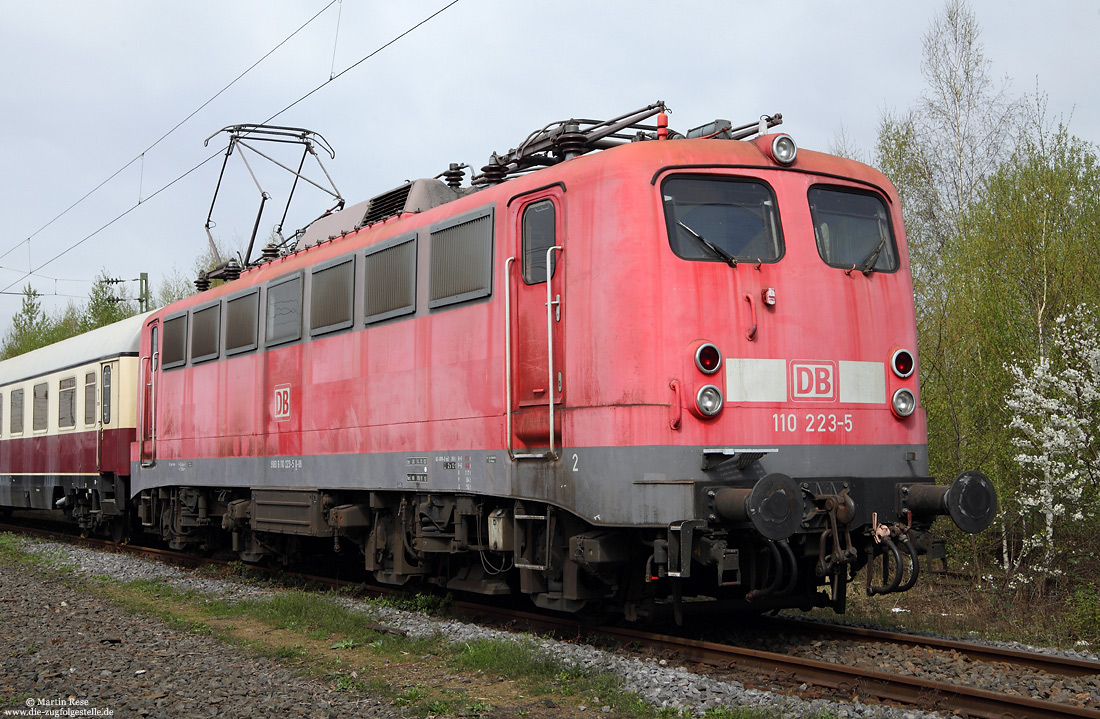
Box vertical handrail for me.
[504,257,517,460]
[137,356,149,463]
[545,246,563,461]
[150,351,158,465]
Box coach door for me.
[506,190,565,459]
[139,319,159,467]
[96,360,118,472]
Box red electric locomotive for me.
[4,103,997,620]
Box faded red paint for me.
[135,137,922,465]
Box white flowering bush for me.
[1004,304,1100,590]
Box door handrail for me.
[545,245,563,460]
[139,354,158,468]
[504,257,518,460]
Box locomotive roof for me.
[0,311,150,386]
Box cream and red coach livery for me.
[0,313,146,540]
[1,104,996,620]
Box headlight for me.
[771,134,798,165]
[696,385,724,417]
[892,388,916,417]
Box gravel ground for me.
[5,539,953,719]
[0,552,397,718]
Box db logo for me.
[791,362,835,401]
[273,384,292,420]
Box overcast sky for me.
[1,1,1096,326]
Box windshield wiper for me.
[854,236,887,275]
[678,221,737,267]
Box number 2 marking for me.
[572,454,579,472]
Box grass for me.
[0,532,849,719]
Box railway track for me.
[4,521,1098,719]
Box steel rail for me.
[594,625,1100,719]
[767,616,1100,679]
[4,521,1096,719]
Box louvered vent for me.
[361,183,413,226]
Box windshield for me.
[663,177,783,264]
[809,186,898,272]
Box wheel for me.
[110,517,130,544]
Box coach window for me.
[32,382,48,432]
[10,389,23,435]
[310,257,355,336]
[191,303,220,363]
[84,372,97,426]
[429,207,494,309]
[662,176,783,264]
[522,200,557,285]
[809,186,898,273]
[102,366,112,425]
[266,274,302,346]
[364,234,416,324]
[162,314,187,369]
[59,377,76,429]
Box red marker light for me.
[695,343,722,375]
[892,349,915,378]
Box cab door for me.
[507,190,565,457]
[139,319,159,467]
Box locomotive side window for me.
[310,257,355,336]
[266,275,303,346]
[225,290,259,355]
[662,177,783,264]
[522,200,557,284]
[429,207,494,309]
[32,382,47,432]
[59,377,76,429]
[191,304,220,363]
[364,234,416,324]
[10,389,23,435]
[809,186,898,273]
[84,372,96,425]
[162,314,187,369]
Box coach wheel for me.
[110,517,130,544]
[0,507,11,520]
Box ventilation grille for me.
[429,212,493,308]
[226,292,259,354]
[361,183,413,226]
[311,259,354,334]
[365,238,416,323]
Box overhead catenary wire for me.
[0,0,340,266]
[2,0,464,299]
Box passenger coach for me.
[0,313,146,540]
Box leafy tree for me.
[1005,305,1100,590]
[0,285,53,359]
[81,270,136,331]
[0,271,138,359]
[869,1,1100,586]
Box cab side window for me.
[522,200,557,284]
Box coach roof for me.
[0,312,150,386]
